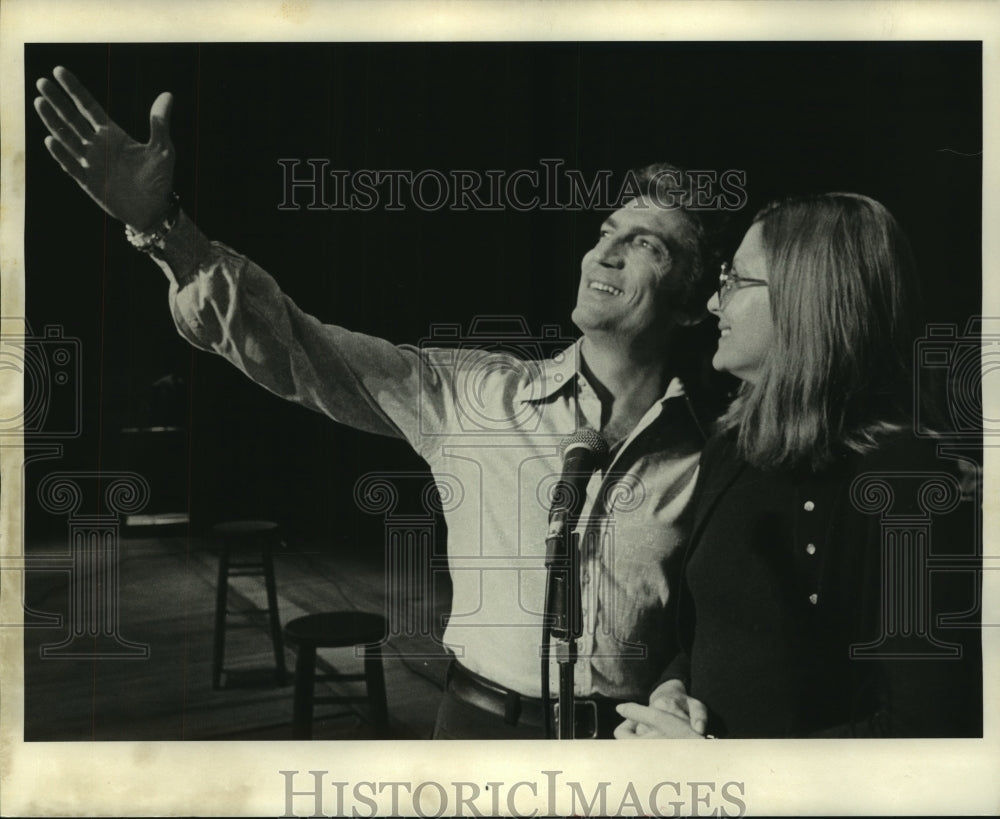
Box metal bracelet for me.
[125,193,181,257]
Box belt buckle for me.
[553,699,599,739]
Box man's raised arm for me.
[32,66,459,449]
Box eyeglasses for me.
[717,261,768,308]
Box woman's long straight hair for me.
[719,193,921,471]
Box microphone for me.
[546,429,610,541]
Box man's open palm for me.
[34,66,176,230]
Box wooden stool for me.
[211,520,287,689]
[283,612,389,739]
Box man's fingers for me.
[34,97,87,161]
[35,77,94,144]
[43,136,88,186]
[148,92,174,147]
[53,65,109,132]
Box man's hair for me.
[719,192,920,471]
[629,162,727,325]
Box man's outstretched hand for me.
[34,66,176,231]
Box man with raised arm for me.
[34,65,724,739]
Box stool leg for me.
[363,645,389,737]
[262,545,287,684]
[292,645,317,740]
[212,543,230,690]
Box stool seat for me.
[284,612,387,649]
[283,611,389,739]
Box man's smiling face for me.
[572,196,691,344]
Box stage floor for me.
[21,530,451,741]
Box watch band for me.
[125,193,181,259]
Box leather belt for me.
[446,661,625,738]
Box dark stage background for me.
[23,42,982,545]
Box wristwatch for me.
[125,193,181,260]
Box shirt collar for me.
[516,338,688,405]
[514,339,583,404]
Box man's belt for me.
[447,661,625,738]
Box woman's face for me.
[707,221,774,383]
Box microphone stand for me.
[544,518,582,739]
[541,430,607,739]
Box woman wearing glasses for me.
[615,193,981,738]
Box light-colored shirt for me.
[156,212,704,699]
